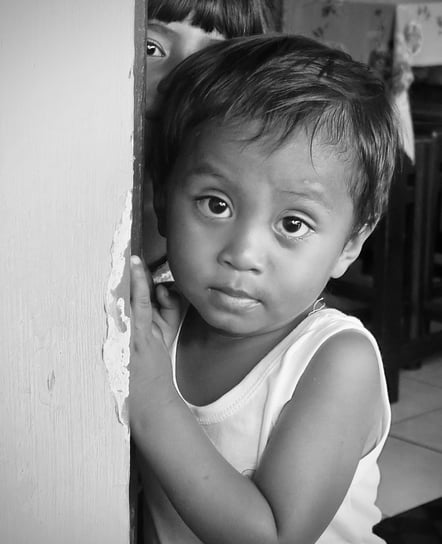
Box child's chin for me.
[203,311,263,337]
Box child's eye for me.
[146,39,165,57]
[277,216,311,239]
[196,197,232,219]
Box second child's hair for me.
[151,35,399,233]
[148,0,277,36]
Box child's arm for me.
[130,257,384,544]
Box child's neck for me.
[175,307,301,406]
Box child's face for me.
[165,122,361,337]
[146,18,224,118]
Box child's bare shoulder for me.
[311,326,381,388]
[293,326,384,452]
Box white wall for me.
[0,1,134,542]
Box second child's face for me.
[146,18,224,118]
[166,123,361,338]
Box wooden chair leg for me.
[371,153,409,402]
[401,131,442,367]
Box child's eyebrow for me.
[186,162,230,183]
[147,21,175,37]
[277,187,333,210]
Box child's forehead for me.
[176,121,356,195]
[148,1,215,24]
[148,17,225,44]
[188,120,353,165]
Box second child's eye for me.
[196,197,232,218]
[277,216,311,239]
[146,39,165,57]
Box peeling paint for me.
[102,189,132,434]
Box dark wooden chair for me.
[395,80,442,366]
[400,127,442,366]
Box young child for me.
[143,0,276,268]
[130,35,399,543]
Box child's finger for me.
[155,284,177,311]
[130,255,153,333]
[155,284,183,347]
[156,284,181,316]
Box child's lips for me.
[209,286,261,311]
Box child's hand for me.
[129,255,181,423]
[131,255,182,349]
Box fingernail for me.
[131,255,142,266]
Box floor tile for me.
[377,437,442,517]
[403,357,442,389]
[391,409,442,453]
[391,377,442,424]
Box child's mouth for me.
[209,287,260,312]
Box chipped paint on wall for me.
[103,189,132,433]
[47,370,56,393]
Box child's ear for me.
[153,184,167,236]
[330,225,374,279]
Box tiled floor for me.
[377,356,442,517]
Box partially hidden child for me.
[131,34,399,544]
[143,0,277,269]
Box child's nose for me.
[218,222,267,273]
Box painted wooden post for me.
[0,1,134,542]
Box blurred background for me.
[282,0,442,538]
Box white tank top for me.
[142,308,390,543]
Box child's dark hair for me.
[151,35,399,234]
[148,0,277,36]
